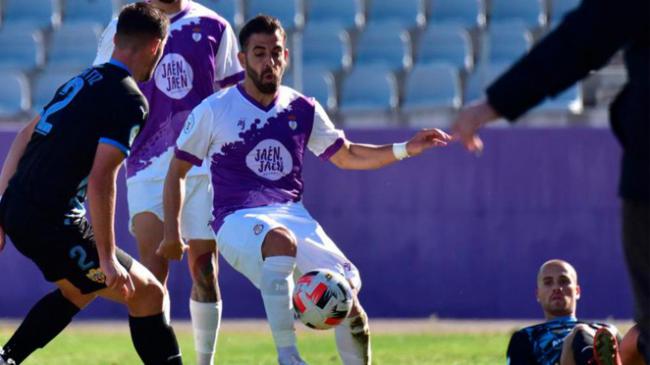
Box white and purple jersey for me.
[175,84,345,232]
[94,1,244,182]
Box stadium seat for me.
[47,22,103,70]
[30,66,83,114]
[488,0,546,28]
[62,0,115,25]
[299,22,352,71]
[354,22,413,71]
[201,0,243,29]
[339,65,398,115]
[548,0,581,25]
[486,22,533,64]
[245,0,303,31]
[534,84,583,114]
[0,71,30,119]
[366,0,426,28]
[463,63,509,102]
[416,24,473,71]
[402,63,461,112]
[305,0,364,29]
[0,24,45,71]
[428,0,485,27]
[286,65,337,111]
[2,0,61,29]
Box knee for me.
[133,279,165,310]
[261,227,297,259]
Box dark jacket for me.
[486,0,649,202]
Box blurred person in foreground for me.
[452,0,649,361]
[0,3,183,364]
[506,260,622,365]
[94,1,244,363]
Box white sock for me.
[163,291,171,324]
[190,299,222,365]
[260,256,298,350]
[335,312,371,365]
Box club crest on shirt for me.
[245,139,294,181]
[192,26,202,42]
[288,120,297,130]
[154,53,194,99]
[183,113,196,134]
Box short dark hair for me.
[115,2,169,47]
[239,15,286,50]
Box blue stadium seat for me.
[428,0,484,27]
[47,22,103,70]
[63,0,115,25]
[291,65,338,111]
[488,0,546,28]
[416,24,473,71]
[402,63,461,112]
[354,22,413,71]
[0,24,45,71]
[548,0,581,25]
[245,0,303,31]
[367,0,426,28]
[463,63,509,102]
[0,71,29,119]
[486,22,533,64]
[305,0,363,29]
[2,0,61,29]
[534,84,583,114]
[300,22,352,71]
[201,0,243,29]
[339,65,398,114]
[30,66,83,114]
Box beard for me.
[157,0,177,3]
[246,65,281,95]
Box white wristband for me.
[392,142,410,160]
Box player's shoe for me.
[591,327,622,365]
[0,349,16,365]
[278,353,308,365]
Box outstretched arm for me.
[88,143,135,299]
[0,116,39,252]
[329,128,451,170]
[158,156,193,261]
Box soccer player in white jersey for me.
[93,1,243,364]
[159,15,451,365]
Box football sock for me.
[128,313,182,364]
[260,256,297,349]
[335,310,371,365]
[2,290,79,364]
[190,299,222,365]
[163,291,171,324]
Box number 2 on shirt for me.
[35,77,85,135]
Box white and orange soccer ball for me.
[292,269,353,330]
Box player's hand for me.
[0,223,6,253]
[101,257,135,300]
[157,235,188,261]
[406,128,452,157]
[451,100,500,154]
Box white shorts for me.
[215,202,361,291]
[126,175,214,240]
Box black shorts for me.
[0,190,133,294]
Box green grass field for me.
[0,320,512,364]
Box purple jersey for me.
[94,1,244,182]
[175,84,345,232]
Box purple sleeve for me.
[174,147,203,166]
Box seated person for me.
[506,259,622,365]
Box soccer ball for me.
[292,269,353,330]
